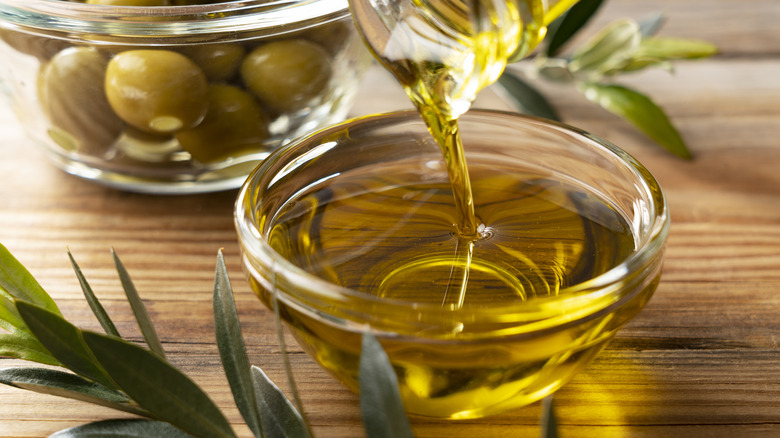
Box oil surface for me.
[268,156,635,316]
[260,155,639,418]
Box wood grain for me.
[1,0,779,437]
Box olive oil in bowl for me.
[236,110,669,418]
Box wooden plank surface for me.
[1,0,779,436]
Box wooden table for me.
[1,0,778,436]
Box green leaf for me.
[15,301,114,387]
[540,397,559,438]
[0,329,62,365]
[271,293,309,432]
[580,83,692,159]
[496,72,561,121]
[251,365,311,438]
[636,37,718,60]
[112,249,166,358]
[82,330,236,438]
[0,243,61,316]
[0,367,149,417]
[68,249,120,338]
[537,58,576,83]
[0,287,26,331]
[213,250,263,438]
[359,332,413,438]
[638,12,667,37]
[50,419,195,438]
[569,19,641,75]
[545,0,606,57]
[617,57,674,74]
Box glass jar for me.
[0,0,371,193]
[235,109,670,419]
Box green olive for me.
[240,39,332,114]
[105,49,209,134]
[176,83,271,163]
[183,43,246,81]
[38,46,124,155]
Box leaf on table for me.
[0,288,27,332]
[112,249,166,358]
[545,0,606,57]
[569,19,641,76]
[50,419,195,438]
[15,301,114,387]
[0,242,61,316]
[82,330,237,438]
[0,367,149,417]
[496,72,561,121]
[580,82,692,159]
[213,250,263,438]
[251,365,311,438]
[0,329,62,365]
[68,249,120,337]
[540,397,559,438]
[359,332,413,438]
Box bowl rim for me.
[235,109,670,334]
[0,0,349,37]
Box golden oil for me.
[242,0,657,420]
[250,151,642,418]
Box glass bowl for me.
[235,109,669,419]
[0,0,371,193]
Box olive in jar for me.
[240,39,333,114]
[184,44,246,82]
[105,49,209,135]
[38,46,124,155]
[175,84,271,163]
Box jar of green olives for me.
[0,0,371,193]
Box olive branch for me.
[497,0,718,159]
[0,242,558,437]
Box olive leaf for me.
[615,36,718,74]
[213,249,263,438]
[359,332,414,438]
[495,72,561,121]
[68,249,120,337]
[0,329,62,366]
[0,242,61,316]
[569,19,641,76]
[82,330,237,438]
[49,419,195,438]
[636,37,718,60]
[638,12,667,37]
[580,82,692,158]
[112,249,166,358]
[540,397,559,438]
[0,367,148,417]
[545,0,606,57]
[15,300,115,387]
[0,287,25,331]
[251,365,312,438]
